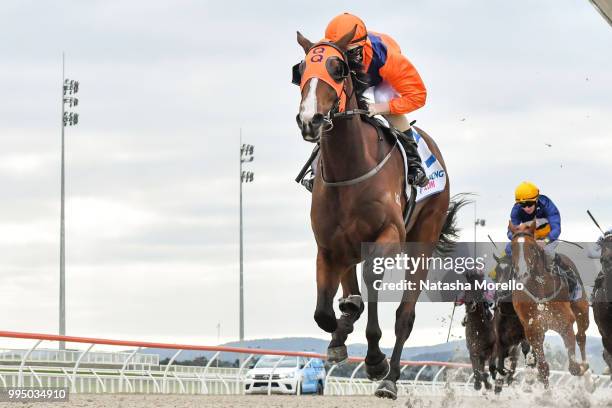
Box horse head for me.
[600,233,612,272]
[293,26,356,142]
[509,221,545,281]
[493,252,513,284]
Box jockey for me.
[587,227,612,259]
[299,12,429,191]
[506,181,562,272]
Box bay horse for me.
[294,28,463,399]
[509,222,590,387]
[592,233,612,375]
[463,269,495,391]
[490,252,534,393]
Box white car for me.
[244,355,326,395]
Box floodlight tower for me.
[239,130,254,342]
[59,53,80,350]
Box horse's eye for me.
[325,57,347,82]
[291,61,305,86]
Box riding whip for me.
[556,239,584,250]
[487,234,498,250]
[446,300,457,343]
[587,210,606,235]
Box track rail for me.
[1,331,609,396]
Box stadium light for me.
[59,53,80,350]
[239,131,254,343]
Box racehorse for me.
[509,222,590,387]
[462,269,495,391]
[490,252,534,393]
[592,233,612,375]
[294,28,464,399]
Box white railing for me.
[0,331,610,396]
[0,348,158,367]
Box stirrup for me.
[408,165,429,187]
[300,170,315,193]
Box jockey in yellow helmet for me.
[296,12,428,191]
[506,182,562,271]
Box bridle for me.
[292,41,402,189]
[292,41,368,131]
[511,231,564,303]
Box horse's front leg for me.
[523,321,549,387]
[375,259,423,399]
[362,226,402,386]
[494,343,508,394]
[327,266,363,364]
[314,249,341,334]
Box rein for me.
[321,140,398,187]
[309,43,396,188]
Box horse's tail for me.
[435,194,473,256]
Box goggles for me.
[519,201,537,208]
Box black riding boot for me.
[400,130,429,187]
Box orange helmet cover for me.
[325,13,367,46]
[299,44,347,111]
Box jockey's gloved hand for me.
[536,237,551,249]
[367,102,390,117]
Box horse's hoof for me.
[374,380,397,400]
[474,381,482,391]
[484,380,492,390]
[327,345,348,365]
[365,357,390,381]
[569,361,582,376]
[494,385,502,394]
[525,352,536,367]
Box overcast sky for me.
[1,0,611,351]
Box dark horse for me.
[509,222,590,387]
[295,28,463,399]
[490,252,534,393]
[462,269,494,391]
[592,233,612,375]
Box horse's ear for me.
[493,253,500,263]
[297,31,313,54]
[334,25,358,50]
[528,221,536,235]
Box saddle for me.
[552,254,581,301]
[360,115,407,145]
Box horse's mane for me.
[347,58,370,110]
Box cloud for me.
[0,0,610,347]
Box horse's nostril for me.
[296,114,303,126]
[312,113,324,127]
